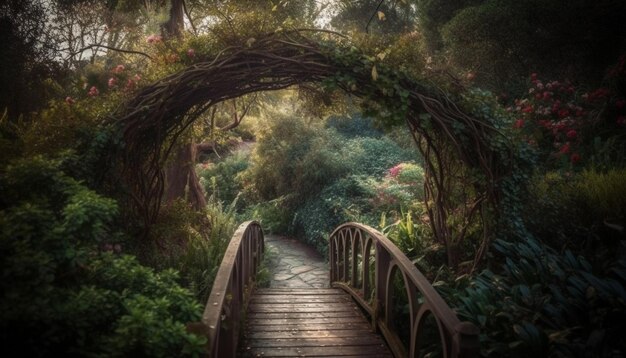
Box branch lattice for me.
[115,30,508,246]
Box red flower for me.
[513,119,525,128]
[522,105,534,113]
[559,143,570,154]
[566,129,577,139]
[570,153,581,164]
[531,73,538,80]
[558,109,570,118]
[542,91,552,100]
[112,64,125,74]
[87,86,99,97]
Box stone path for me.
[264,235,329,288]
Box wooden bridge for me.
[189,221,480,357]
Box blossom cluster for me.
[509,72,625,166]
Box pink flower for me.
[570,153,581,164]
[65,96,75,105]
[146,34,162,43]
[108,77,117,88]
[466,72,475,81]
[388,164,403,178]
[513,119,525,128]
[542,91,552,100]
[566,129,577,139]
[125,79,135,90]
[187,48,195,58]
[87,86,99,97]
[133,74,141,82]
[112,64,125,74]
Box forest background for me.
[1,0,626,356]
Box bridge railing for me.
[189,221,264,358]
[329,222,479,358]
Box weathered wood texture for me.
[330,223,480,357]
[240,288,393,357]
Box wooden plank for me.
[241,288,393,357]
[246,311,362,319]
[241,345,392,357]
[245,322,371,332]
[255,289,340,295]
[246,329,373,340]
[247,303,360,313]
[246,316,367,326]
[250,295,352,304]
[241,336,386,348]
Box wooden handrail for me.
[329,222,479,358]
[189,221,264,357]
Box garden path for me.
[264,235,329,288]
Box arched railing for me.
[189,221,264,358]
[329,222,479,358]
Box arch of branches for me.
[115,30,510,268]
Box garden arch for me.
[116,30,509,267]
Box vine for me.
[114,29,512,267]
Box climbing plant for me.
[114,29,511,268]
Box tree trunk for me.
[161,0,184,38]
[161,0,208,210]
[164,142,207,210]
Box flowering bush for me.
[371,162,424,210]
[509,62,626,168]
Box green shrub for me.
[198,151,249,207]
[325,114,382,138]
[150,194,239,305]
[0,156,206,356]
[343,136,414,176]
[524,169,626,264]
[244,197,292,234]
[439,237,626,357]
[246,112,346,202]
[294,176,377,254]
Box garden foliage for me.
[0,156,206,356]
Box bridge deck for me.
[240,288,393,357]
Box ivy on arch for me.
[115,30,511,268]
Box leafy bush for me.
[0,156,206,356]
[325,114,382,138]
[440,236,626,357]
[149,193,240,305]
[294,176,376,254]
[343,136,414,176]
[246,112,346,202]
[524,169,626,264]
[198,151,249,207]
